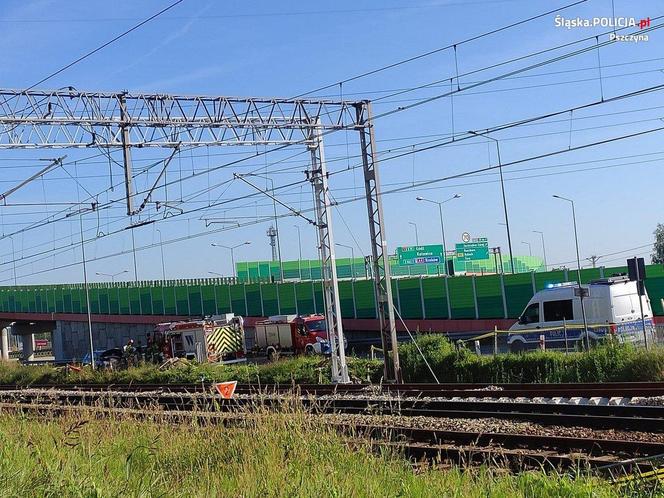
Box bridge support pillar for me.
[22,334,35,362]
[52,324,64,361]
[0,328,9,361]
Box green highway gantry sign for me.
[455,238,489,261]
[396,245,444,266]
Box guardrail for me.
[456,323,649,355]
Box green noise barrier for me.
[1,265,662,320]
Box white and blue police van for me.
[508,276,655,352]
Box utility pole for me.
[587,255,601,268]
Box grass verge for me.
[0,409,623,497]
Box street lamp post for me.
[416,194,461,275]
[469,130,514,273]
[130,228,138,282]
[553,194,589,350]
[8,236,17,285]
[335,243,355,278]
[533,230,548,271]
[294,225,302,279]
[521,241,532,257]
[408,222,419,245]
[156,229,166,280]
[243,173,283,281]
[76,212,95,370]
[95,270,129,282]
[64,205,97,369]
[211,241,251,278]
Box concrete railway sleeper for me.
[3,389,664,431]
[4,381,664,399]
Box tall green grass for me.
[0,410,620,497]
[398,336,664,383]
[1,338,663,385]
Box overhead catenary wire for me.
[1,0,185,102]
[3,77,664,269]
[4,121,663,281]
[3,1,660,282]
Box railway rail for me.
[1,384,664,430]
[2,381,664,398]
[0,399,662,476]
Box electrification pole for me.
[356,101,401,383]
[307,123,350,384]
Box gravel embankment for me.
[325,412,664,443]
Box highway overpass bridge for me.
[1,264,662,361]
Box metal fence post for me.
[500,273,508,319]
[472,275,479,319]
[493,326,498,356]
[259,283,264,317]
[351,280,357,319]
[419,277,426,319]
[444,275,452,319]
[531,270,536,294]
[394,279,401,317]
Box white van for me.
[508,276,655,352]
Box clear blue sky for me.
[0,0,663,284]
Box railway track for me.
[2,381,664,399]
[0,399,661,475]
[1,385,664,431]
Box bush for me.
[398,334,664,383]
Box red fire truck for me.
[152,314,246,364]
[253,314,331,361]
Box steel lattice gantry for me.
[0,88,402,382]
[0,89,360,148]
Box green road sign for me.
[455,240,489,261]
[396,245,444,265]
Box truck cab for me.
[508,276,655,352]
[254,314,331,359]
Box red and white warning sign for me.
[213,381,237,399]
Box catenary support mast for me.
[308,123,350,384]
[356,101,402,383]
